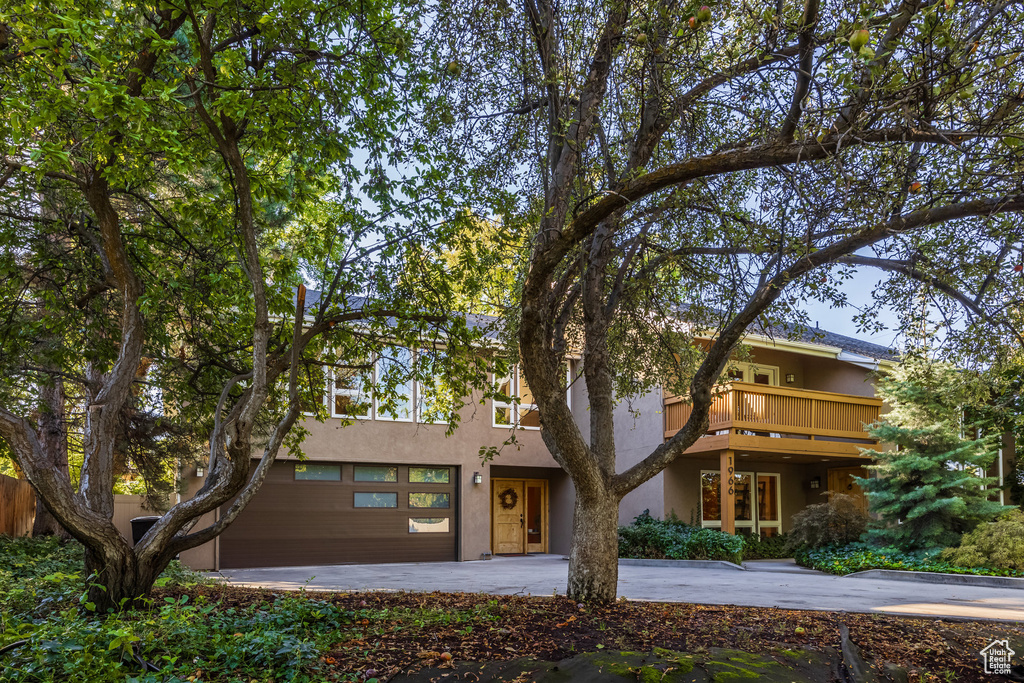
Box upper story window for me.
[725,361,780,386]
[493,364,572,430]
[303,346,463,424]
[331,358,374,419]
[493,367,538,430]
[416,348,459,425]
[375,346,413,422]
[300,364,329,416]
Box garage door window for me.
[409,492,450,508]
[354,492,398,507]
[294,463,341,481]
[354,466,398,482]
[409,517,450,533]
[409,467,450,483]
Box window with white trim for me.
[492,367,539,430]
[492,371,516,428]
[331,358,373,419]
[724,361,780,386]
[700,469,783,537]
[300,364,329,417]
[375,346,413,422]
[493,364,572,430]
[416,348,460,424]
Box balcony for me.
[664,382,882,460]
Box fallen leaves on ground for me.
[153,585,1022,682]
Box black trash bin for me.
[130,516,161,546]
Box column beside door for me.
[719,451,736,534]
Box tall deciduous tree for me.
[430,0,1024,600]
[0,0,485,609]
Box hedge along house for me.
[171,314,1013,570]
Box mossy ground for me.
[391,646,838,682]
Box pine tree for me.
[859,354,1011,552]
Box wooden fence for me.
[0,473,36,537]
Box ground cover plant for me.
[796,544,1024,578]
[4,535,1020,681]
[3,582,1021,683]
[740,532,793,561]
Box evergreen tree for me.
[859,354,1011,552]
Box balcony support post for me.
[719,450,736,535]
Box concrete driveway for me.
[212,554,1024,622]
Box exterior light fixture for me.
[472,472,483,485]
[785,373,796,384]
[809,476,821,489]
[196,466,205,477]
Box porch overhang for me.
[679,433,876,463]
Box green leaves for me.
[859,353,1012,552]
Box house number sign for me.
[727,455,734,496]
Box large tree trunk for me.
[83,543,167,611]
[32,379,71,539]
[566,487,621,602]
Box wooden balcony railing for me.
[664,382,882,442]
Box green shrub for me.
[795,543,1024,577]
[741,533,791,560]
[941,510,1024,571]
[787,494,868,550]
[618,510,742,563]
[0,535,210,620]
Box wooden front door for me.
[828,466,869,515]
[492,479,548,554]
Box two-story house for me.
[173,322,1012,570]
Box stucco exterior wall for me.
[742,345,878,397]
[612,389,667,525]
[569,364,668,526]
[800,355,877,396]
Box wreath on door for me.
[497,487,519,510]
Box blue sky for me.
[801,269,904,349]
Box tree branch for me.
[777,0,819,142]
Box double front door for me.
[492,478,548,554]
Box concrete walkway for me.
[212,554,1024,622]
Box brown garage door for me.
[219,461,458,568]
